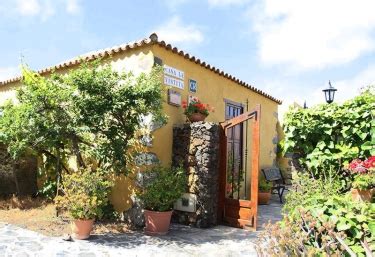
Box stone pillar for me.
[172,122,221,228]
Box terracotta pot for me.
[144,210,173,236]
[258,191,271,205]
[71,219,94,240]
[187,113,207,122]
[351,188,374,202]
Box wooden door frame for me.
[218,104,261,230]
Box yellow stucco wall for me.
[0,44,279,212]
[151,45,278,169]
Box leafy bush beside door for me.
[256,87,375,256]
[282,86,374,180]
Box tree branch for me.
[71,134,86,168]
[40,149,70,174]
[335,236,356,257]
[360,238,373,257]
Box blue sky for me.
[1,0,375,115]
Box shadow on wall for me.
[0,144,38,196]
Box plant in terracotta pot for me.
[55,167,113,240]
[348,156,375,202]
[258,176,272,205]
[182,97,214,122]
[137,165,186,235]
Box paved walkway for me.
[0,196,282,257]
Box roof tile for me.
[0,33,282,104]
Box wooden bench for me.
[261,167,286,203]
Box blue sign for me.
[189,79,197,93]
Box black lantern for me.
[322,80,337,104]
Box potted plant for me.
[137,165,186,235]
[55,167,113,240]
[258,176,272,205]
[182,97,214,122]
[348,156,375,202]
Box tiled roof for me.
[0,33,282,104]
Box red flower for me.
[363,156,375,169]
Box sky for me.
[1,0,375,117]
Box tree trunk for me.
[72,136,86,168]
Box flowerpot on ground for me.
[258,176,273,205]
[144,210,173,236]
[351,188,374,202]
[55,167,113,240]
[258,191,272,205]
[71,219,95,240]
[137,166,187,236]
[348,157,375,202]
[188,113,207,122]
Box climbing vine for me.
[282,86,375,178]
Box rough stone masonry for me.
[172,122,221,228]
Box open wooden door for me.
[218,104,260,231]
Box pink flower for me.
[348,156,375,174]
[349,159,362,170]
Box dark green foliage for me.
[0,61,165,180]
[258,87,375,256]
[282,86,375,178]
[100,201,120,221]
[259,174,375,256]
[137,165,187,212]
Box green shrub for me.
[0,60,166,197]
[352,172,375,190]
[259,176,272,192]
[55,167,113,220]
[283,171,341,215]
[137,165,187,212]
[282,86,375,180]
[258,174,375,257]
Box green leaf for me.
[337,222,351,231]
[369,221,375,235]
[350,245,365,254]
[317,141,326,150]
[356,214,367,223]
[324,128,332,135]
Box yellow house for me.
[0,33,282,223]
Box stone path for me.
[0,196,282,257]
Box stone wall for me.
[277,150,304,185]
[172,122,221,228]
[0,144,38,196]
